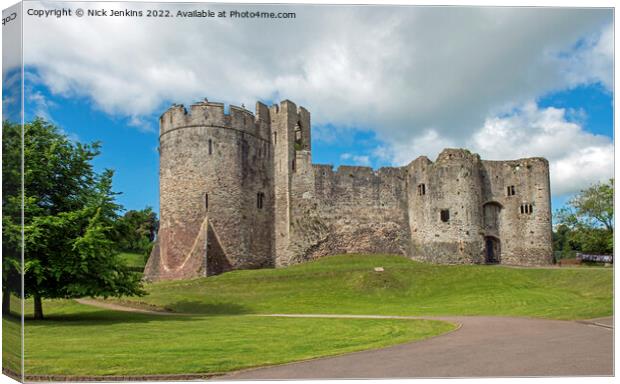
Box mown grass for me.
[9,300,453,376]
[115,254,613,320]
[4,253,612,377]
[117,252,147,269]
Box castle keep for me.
[144,99,553,281]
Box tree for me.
[2,118,145,319]
[114,207,159,256]
[3,120,23,315]
[554,179,614,255]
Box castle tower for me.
[144,100,274,281]
[407,149,485,264]
[480,158,553,265]
[271,100,299,267]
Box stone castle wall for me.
[145,98,554,281]
[145,100,274,280]
[407,149,486,264]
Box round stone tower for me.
[144,100,274,281]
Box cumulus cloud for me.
[16,3,613,197]
[471,102,613,197]
[380,102,614,197]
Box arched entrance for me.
[485,236,500,264]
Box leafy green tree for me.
[3,118,145,319]
[3,120,23,315]
[114,207,158,256]
[554,179,614,255]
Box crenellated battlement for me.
[160,99,279,141]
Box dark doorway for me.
[485,236,500,264]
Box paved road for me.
[219,315,613,379]
[73,300,613,379]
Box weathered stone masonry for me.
[144,99,553,281]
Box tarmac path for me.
[219,315,613,379]
[74,299,613,379]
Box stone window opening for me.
[208,139,213,155]
[257,192,265,209]
[273,132,277,145]
[205,193,209,211]
[417,183,426,196]
[440,209,450,223]
[520,203,533,215]
[507,185,516,196]
[292,158,296,172]
[294,121,303,149]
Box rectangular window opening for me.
[507,185,515,196]
[440,209,450,223]
[417,183,426,196]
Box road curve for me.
[219,315,613,379]
[73,300,613,378]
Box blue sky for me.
[4,4,614,220]
[18,74,613,216]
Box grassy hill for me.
[115,254,613,320]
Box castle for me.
[144,99,553,281]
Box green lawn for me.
[117,252,147,269]
[8,299,453,376]
[4,253,613,377]
[114,254,613,320]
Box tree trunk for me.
[2,288,10,315]
[33,295,43,320]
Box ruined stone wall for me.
[287,163,410,263]
[481,158,553,265]
[407,149,486,264]
[144,100,273,281]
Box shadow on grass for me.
[164,300,254,315]
[18,301,253,326]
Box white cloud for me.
[27,89,56,122]
[380,102,613,197]
[471,102,614,196]
[340,153,371,166]
[15,3,614,197]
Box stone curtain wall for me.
[145,98,554,281]
[286,164,410,264]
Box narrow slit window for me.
[417,183,426,196]
[440,209,450,223]
[208,139,213,155]
[292,158,296,172]
[205,193,209,211]
[257,192,264,209]
[507,185,515,196]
